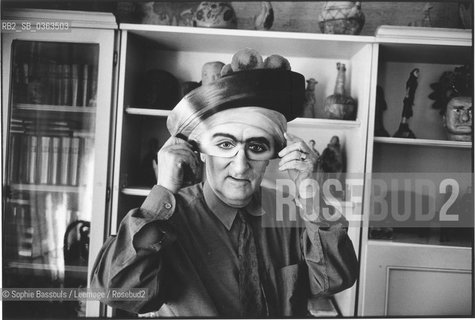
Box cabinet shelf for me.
[5,260,88,274]
[374,137,472,149]
[125,107,171,117]
[121,23,374,59]
[10,183,86,193]
[124,107,362,129]
[15,104,96,113]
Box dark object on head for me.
[167,68,305,138]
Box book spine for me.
[71,64,79,107]
[8,134,21,183]
[89,65,98,107]
[50,137,61,185]
[27,136,38,184]
[69,137,80,186]
[60,137,71,185]
[39,136,51,184]
[57,64,64,105]
[17,205,33,257]
[81,64,89,107]
[63,64,71,106]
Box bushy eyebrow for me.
[211,133,271,148]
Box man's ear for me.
[200,153,206,162]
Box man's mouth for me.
[227,176,251,183]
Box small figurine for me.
[394,68,419,138]
[254,2,274,31]
[308,139,320,157]
[302,78,318,118]
[201,61,225,85]
[408,2,433,27]
[323,63,357,120]
[374,86,390,137]
[318,136,345,199]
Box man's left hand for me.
[278,132,319,197]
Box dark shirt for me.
[90,182,358,317]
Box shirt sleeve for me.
[90,185,178,314]
[297,196,359,297]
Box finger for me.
[278,140,310,157]
[278,150,304,166]
[168,149,201,170]
[278,159,309,172]
[284,132,303,144]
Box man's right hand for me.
[156,136,201,194]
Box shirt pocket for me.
[277,263,308,316]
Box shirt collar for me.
[203,181,265,231]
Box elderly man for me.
[91,53,358,317]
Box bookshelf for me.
[1,9,117,318]
[358,26,473,316]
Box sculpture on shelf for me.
[444,96,472,141]
[394,68,419,138]
[302,78,318,118]
[408,2,433,27]
[374,85,390,137]
[201,61,225,85]
[139,2,197,26]
[136,69,181,109]
[318,1,365,35]
[323,62,357,120]
[429,64,472,141]
[254,2,274,31]
[193,2,237,29]
[317,136,345,199]
[308,139,320,157]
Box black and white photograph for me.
[1,1,473,319]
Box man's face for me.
[199,123,274,207]
[445,96,472,135]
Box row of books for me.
[4,194,79,262]
[8,134,94,186]
[13,61,97,107]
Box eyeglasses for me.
[199,139,276,161]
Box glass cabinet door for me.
[2,11,116,318]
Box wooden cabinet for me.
[1,9,117,318]
[358,26,472,316]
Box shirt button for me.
[164,202,172,209]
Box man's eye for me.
[217,141,234,149]
[248,143,267,153]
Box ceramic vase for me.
[318,1,365,35]
[193,2,237,29]
[323,63,357,120]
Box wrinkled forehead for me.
[448,97,472,109]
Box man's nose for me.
[231,148,250,173]
[461,110,470,122]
